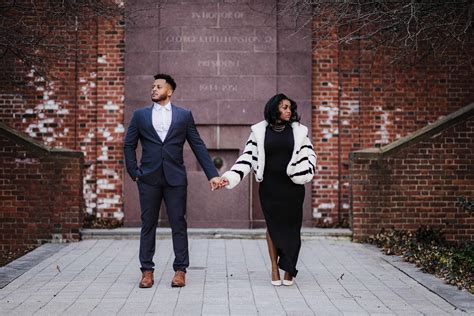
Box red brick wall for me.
[350,113,474,243]
[0,3,125,222]
[1,6,473,227]
[0,124,84,253]
[312,19,474,226]
[93,16,125,220]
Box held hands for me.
[209,177,220,191]
[209,176,229,191]
[219,177,229,188]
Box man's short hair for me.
[153,73,177,91]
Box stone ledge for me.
[350,102,474,159]
[0,122,83,157]
[80,227,353,240]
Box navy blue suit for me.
[124,104,218,272]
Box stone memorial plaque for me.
[124,0,312,227]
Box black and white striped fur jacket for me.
[222,120,317,189]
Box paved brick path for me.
[0,238,472,315]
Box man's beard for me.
[151,94,166,103]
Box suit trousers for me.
[137,167,189,272]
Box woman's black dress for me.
[259,125,305,277]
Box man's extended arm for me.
[185,111,220,190]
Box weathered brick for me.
[0,128,84,253]
[351,116,474,243]
[0,2,473,235]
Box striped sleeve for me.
[222,132,258,189]
[304,136,317,174]
[288,136,317,183]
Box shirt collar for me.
[153,101,171,111]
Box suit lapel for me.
[163,104,179,142]
[148,104,163,143]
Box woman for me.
[219,93,317,286]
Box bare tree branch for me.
[0,0,127,87]
[278,0,474,66]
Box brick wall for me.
[0,2,125,222]
[0,123,84,253]
[350,105,474,243]
[1,4,473,226]
[312,18,474,226]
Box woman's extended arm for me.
[220,132,258,189]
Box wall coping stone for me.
[0,122,83,157]
[350,102,474,160]
[80,227,353,239]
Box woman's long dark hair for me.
[264,93,300,125]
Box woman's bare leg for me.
[266,231,280,281]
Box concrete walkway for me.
[0,238,472,315]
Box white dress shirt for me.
[152,102,172,141]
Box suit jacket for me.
[124,104,218,186]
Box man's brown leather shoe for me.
[139,271,154,288]
[171,271,186,287]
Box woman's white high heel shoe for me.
[271,269,281,286]
[271,279,282,286]
[283,272,294,286]
[282,279,294,286]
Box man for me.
[124,74,220,288]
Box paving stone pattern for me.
[0,239,470,315]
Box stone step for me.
[80,227,352,240]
